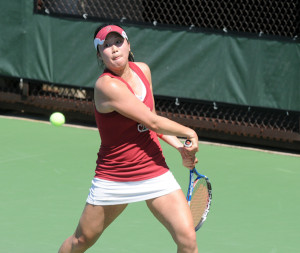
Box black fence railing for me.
[35,0,299,40]
[1,76,299,152]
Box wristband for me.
[157,133,163,139]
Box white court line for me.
[196,139,300,158]
[1,114,299,157]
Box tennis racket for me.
[184,140,212,231]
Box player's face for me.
[99,33,130,71]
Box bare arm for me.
[137,62,198,168]
[94,68,198,147]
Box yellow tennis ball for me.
[50,112,65,126]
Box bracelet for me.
[157,133,163,139]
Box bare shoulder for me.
[134,62,151,75]
[134,62,152,81]
[94,75,131,113]
[95,75,124,96]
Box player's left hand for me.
[178,147,198,169]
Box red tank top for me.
[94,62,169,182]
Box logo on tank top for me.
[137,123,149,133]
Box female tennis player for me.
[58,24,199,253]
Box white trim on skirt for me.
[86,171,181,205]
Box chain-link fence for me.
[2,1,299,151]
[1,77,299,151]
[35,0,299,40]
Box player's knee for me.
[186,230,197,247]
[71,235,94,251]
[178,230,197,251]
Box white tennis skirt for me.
[86,171,181,205]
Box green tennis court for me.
[0,116,299,253]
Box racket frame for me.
[186,167,212,231]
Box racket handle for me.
[184,139,192,148]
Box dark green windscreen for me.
[0,0,299,111]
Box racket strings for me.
[190,179,210,227]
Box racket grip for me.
[184,139,192,148]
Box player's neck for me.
[110,63,130,79]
